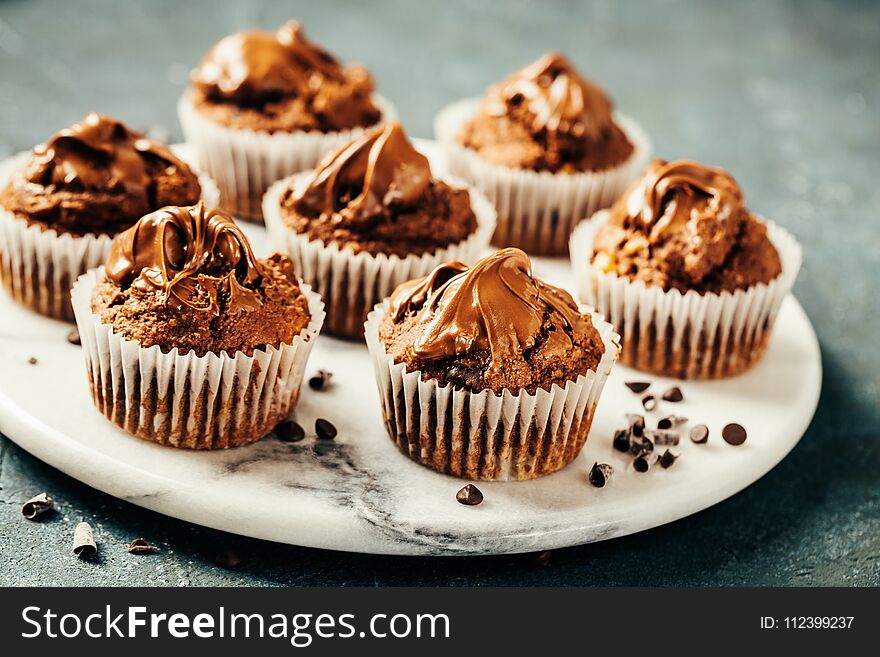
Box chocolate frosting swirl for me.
[388,248,587,373]
[106,202,266,315]
[192,20,350,104]
[485,52,615,141]
[291,121,431,227]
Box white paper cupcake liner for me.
[262,172,497,339]
[70,268,325,449]
[178,92,397,222]
[569,211,802,379]
[364,302,620,480]
[0,151,219,322]
[433,98,652,256]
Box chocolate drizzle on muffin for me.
[458,53,634,172]
[0,113,201,236]
[381,248,604,393]
[190,20,381,133]
[592,159,782,294]
[279,122,478,257]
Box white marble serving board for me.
[0,141,821,556]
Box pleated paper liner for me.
[364,302,620,481]
[263,172,496,339]
[569,211,802,379]
[0,151,219,322]
[433,98,651,256]
[71,269,325,449]
[178,92,397,222]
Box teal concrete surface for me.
[0,0,877,586]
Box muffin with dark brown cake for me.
[179,20,395,220]
[0,113,217,320]
[435,53,650,256]
[365,248,620,480]
[570,159,801,379]
[263,121,495,339]
[71,202,324,449]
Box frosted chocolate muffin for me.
[571,159,801,379]
[0,113,216,320]
[179,20,395,220]
[263,121,495,339]
[365,248,620,480]
[435,53,649,256]
[71,202,324,449]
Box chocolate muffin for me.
[365,248,620,480]
[72,202,324,449]
[263,121,495,339]
[435,53,650,256]
[0,113,215,320]
[179,20,395,220]
[571,159,801,379]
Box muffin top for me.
[190,20,382,133]
[92,202,311,356]
[0,113,201,237]
[379,248,605,394]
[457,53,634,173]
[279,121,478,257]
[591,159,782,294]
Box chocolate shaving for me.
[657,415,687,430]
[633,453,651,473]
[662,386,684,402]
[276,420,305,443]
[690,424,709,444]
[308,370,333,391]
[612,428,631,452]
[66,329,81,346]
[629,434,654,455]
[657,450,679,469]
[456,484,484,506]
[21,492,54,520]
[646,429,680,446]
[625,381,651,394]
[72,522,97,558]
[588,462,614,488]
[641,394,657,412]
[722,423,747,446]
[215,550,241,568]
[315,418,337,440]
[626,413,645,437]
[127,537,159,554]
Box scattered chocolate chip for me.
[276,420,305,443]
[534,550,552,567]
[588,462,614,488]
[646,429,680,446]
[625,381,651,394]
[613,429,631,452]
[456,484,483,506]
[633,453,651,473]
[629,434,654,455]
[21,492,54,520]
[690,424,709,444]
[722,423,747,446]
[657,415,688,430]
[658,450,679,469]
[315,418,337,440]
[66,329,81,346]
[662,387,684,402]
[308,370,333,391]
[215,550,241,568]
[27,357,38,365]
[127,537,159,554]
[72,522,97,558]
[642,394,657,412]
[626,413,645,437]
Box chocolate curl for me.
[21,493,54,520]
[646,429,680,446]
[72,522,97,558]
[127,537,159,554]
[588,462,614,488]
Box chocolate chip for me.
[315,418,337,440]
[588,462,614,488]
[27,357,37,365]
[662,387,684,402]
[625,381,651,394]
[72,522,97,558]
[21,492,54,520]
[657,415,687,430]
[215,550,241,568]
[690,424,709,444]
[66,329,81,346]
[658,450,679,469]
[276,420,305,443]
[308,370,333,391]
[127,537,159,554]
[633,453,651,473]
[626,413,645,437]
[642,394,657,412]
[646,429,679,446]
[456,484,483,506]
[722,423,747,446]
[613,428,631,452]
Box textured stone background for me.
[0,0,878,586]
